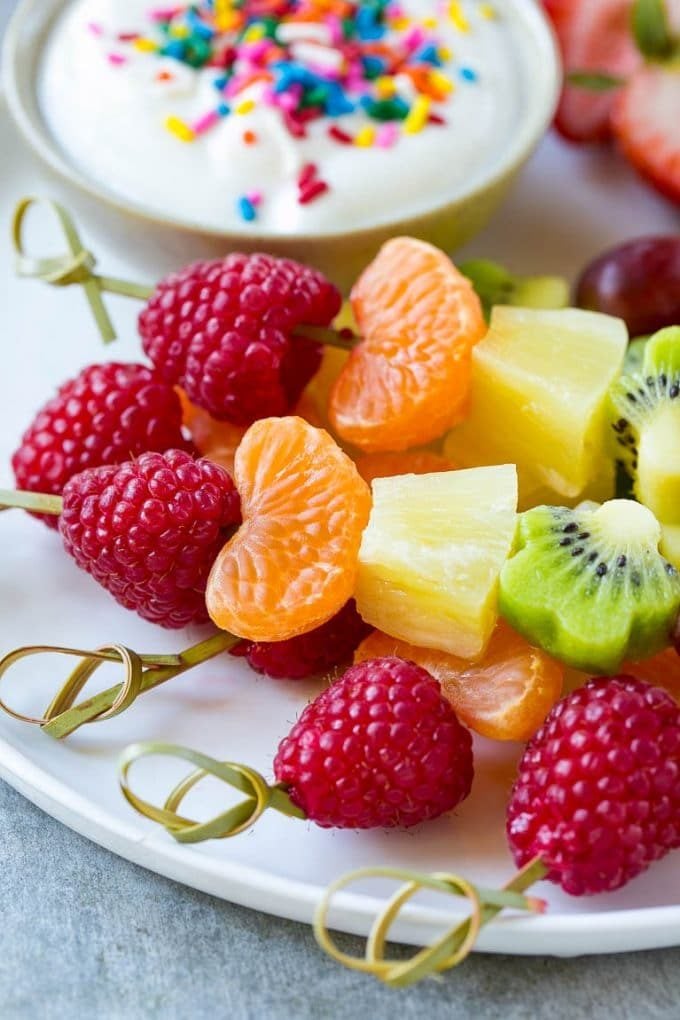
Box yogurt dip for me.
[39,0,531,236]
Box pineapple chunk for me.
[444,307,627,499]
[355,464,518,658]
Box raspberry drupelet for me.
[138,254,341,425]
[273,657,474,829]
[12,362,191,527]
[59,449,241,628]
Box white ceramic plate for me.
[1,95,679,958]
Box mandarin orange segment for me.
[624,646,680,703]
[179,387,323,475]
[355,450,456,486]
[206,416,371,641]
[354,619,563,742]
[329,237,486,453]
[178,387,247,468]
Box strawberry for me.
[545,0,641,143]
[611,65,680,204]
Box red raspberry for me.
[138,254,341,425]
[507,676,680,896]
[12,363,191,529]
[273,657,474,829]
[59,450,241,628]
[230,599,371,679]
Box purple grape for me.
[575,236,680,337]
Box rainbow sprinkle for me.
[102,0,492,217]
[237,194,257,220]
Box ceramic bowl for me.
[2,0,561,288]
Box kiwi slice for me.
[499,499,680,673]
[623,335,649,374]
[459,259,569,320]
[610,326,680,523]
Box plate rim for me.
[2,727,680,957]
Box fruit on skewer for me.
[459,259,569,320]
[12,198,344,426]
[0,595,376,740]
[230,599,371,681]
[661,523,680,572]
[175,387,246,476]
[120,656,475,835]
[576,236,680,336]
[328,237,486,452]
[499,499,680,673]
[315,674,680,985]
[138,253,342,424]
[624,644,680,702]
[206,416,371,641]
[176,385,323,476]
[610,326,680,525]
[2,449,241,628]
[444,306,628,501]
[354,620,563,742]
[507,675,680,894]
[12,362,192,527]
[355,464,518,659]
[354,450,456,486]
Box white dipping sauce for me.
[39,0,528,235]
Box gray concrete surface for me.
[2,779,680,1019]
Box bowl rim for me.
[2,0,562,245]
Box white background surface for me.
[1,22,680,956]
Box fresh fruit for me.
[355,465,518,658]
[623,335,649,373]
[300,301,356,434]
[499,499,680,673]
[138,254,341,425]
[624,645,680,702]
[273,657,474,828]
[354,620,563,742]
[12,363,191,528]
[176,387,247,476]
[59,450,241,627]
[355,450,456,486]
[329,238,485,452]
[610,327,680,523]
[178,387,323,476]
[206,417,371,641]
[575,237,680,336]
[611,65,680,205]
[507,675,680,894]
[661,522,680,570]
[230,599,371,680]
[444,307,627,499]
[460,259,569,320]
[544,0,641,143]
[518,465,616,514]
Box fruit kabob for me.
[12,197,566,457]
[0,417,372,735]
[1,206,562,734]
[115,669,680,985]
[5,213,680,742]
[4,209,680,983]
